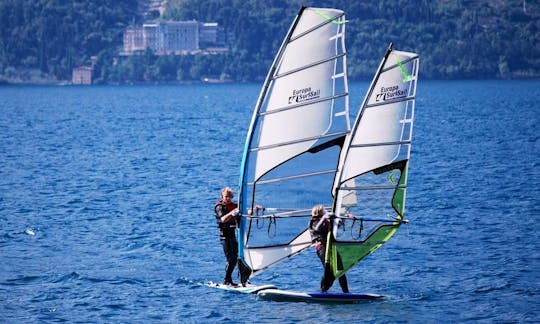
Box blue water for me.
[0,80,538,322]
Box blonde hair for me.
[311,205,325,218]
[221,187,234,198]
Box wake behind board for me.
[206,281,277,294]
[257,289,384,303]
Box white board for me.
[206,281,277,294]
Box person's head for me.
[311,205,325,218]
[221,187,234,201]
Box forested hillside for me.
[0,0,538,83]
[0,0,140,83]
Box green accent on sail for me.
[388,170,396,184]
[315,10,348,25]
[328,235,338,275]
[331,223,400,278]
[397,60,412,83]
[392,161,409,218]
[329,161,409,278]
[324,231,332,262]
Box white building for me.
[122,21,227,55]
[72,66,93,85]
[123,27,145,53]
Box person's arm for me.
[220,208,239,223]
[313,212,331,231]
[215,204,239,224]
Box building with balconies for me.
[122,20,229,55]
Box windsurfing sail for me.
[326,44,419,279]
[237,7,350,281]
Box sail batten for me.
[250,131,348,152]
[350,140,411,148]
[274,53,346,79]
[381,55,419,73]
[289,12,345,42]
[249,169,336,185]
[342,184,406,190]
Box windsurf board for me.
[257,288,384,303]
[206,281,277,294]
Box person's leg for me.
[317,247,334,292]
[222,238,238,284]
[336,253,349,293]
[338,274,349,293]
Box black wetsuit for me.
[214,199,238,284]
[309,216,349,293]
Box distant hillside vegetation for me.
[163,0,540,80]
[0,0,141,83]
[0,0,538,83]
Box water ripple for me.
[0,82,538,322]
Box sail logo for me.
[375,85,407,102]
[288,87,320,104]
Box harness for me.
[309,217,330,250]
[215,200,238,238]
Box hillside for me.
[0,0,538,83]
[162,0,540,80]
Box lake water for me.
[0,80,538,322]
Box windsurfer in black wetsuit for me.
[214,187,240,286]
[309,204,349,293]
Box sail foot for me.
[330,224,400,277]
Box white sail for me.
[254,8,349,180]
[328,45,419,278]
[336,49,418,187]
[238,7,350,278]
